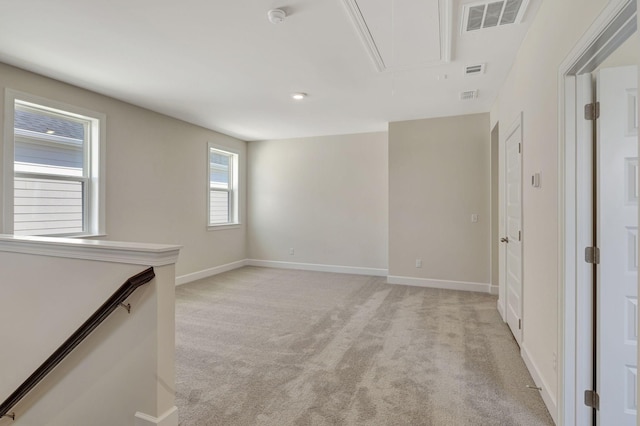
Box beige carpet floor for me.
[175,267,554,426]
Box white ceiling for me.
[0,0,540,141]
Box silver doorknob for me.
[500,237,509,243]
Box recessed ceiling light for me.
[46,130,55,134]
[291,93,307,100]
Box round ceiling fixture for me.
[267,9,286,24]
[291,93,307,100]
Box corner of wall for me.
[135,407,179,426]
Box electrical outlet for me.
[415,259,422,268]
[289,248,295,255]
[471,214,479,223]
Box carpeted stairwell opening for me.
[175,266,553,426]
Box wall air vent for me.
[462,0,529,33]
[465,63,486,76]
[460,90,479,100]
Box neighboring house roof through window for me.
[14,109,84,141]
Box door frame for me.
[558,0,638,424]
[491,122,500,313]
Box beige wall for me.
[598,31,639,69]
[0,63,247,277]
[388,113,491,286]
[247,132,388,271]
[492,0,623,417]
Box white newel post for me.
[0,235,181,426]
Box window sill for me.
[72,233,107,239]
[207,223,241,231]
[37,233,107,239]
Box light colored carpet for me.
[175,267,553,426]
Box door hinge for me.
[584,390,600,410]
[518,143,521,154]
[518,319,522,330]
[584,102,600,120]
[518,230,521,241]
[585,246,600,264]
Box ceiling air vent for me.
[465,63,486,76]
[462,0,528,33]
[460,90,479,100]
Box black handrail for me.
[0,267,155,420]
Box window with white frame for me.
[208,144,239,226]
[3,91,105,236]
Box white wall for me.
[492,0,623,416]
[490,123,499,288]
[0,63,247,278]
[388,113,491,289]
[247,132,388,272]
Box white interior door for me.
[504,116,523,344]
[597,65,638,425]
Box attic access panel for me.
[342,0,452,72]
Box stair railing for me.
[0,267,155,420]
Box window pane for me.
[209,190,230,224]
[208,146,237,226]
[210,151,230,188]
[14,177,84,235]
[14,106,85,177]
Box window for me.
[3,91,105,236]
[208,144,239,227]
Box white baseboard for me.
[387,275,493,294]
[489,285,499,295]
[135,406,178,426]
[246,259,388,277]
[521,345,558,424]
[497,298,506,321]
[175,259,248,285]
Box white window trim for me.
[2,89,106,237]
[207,143,240,230]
